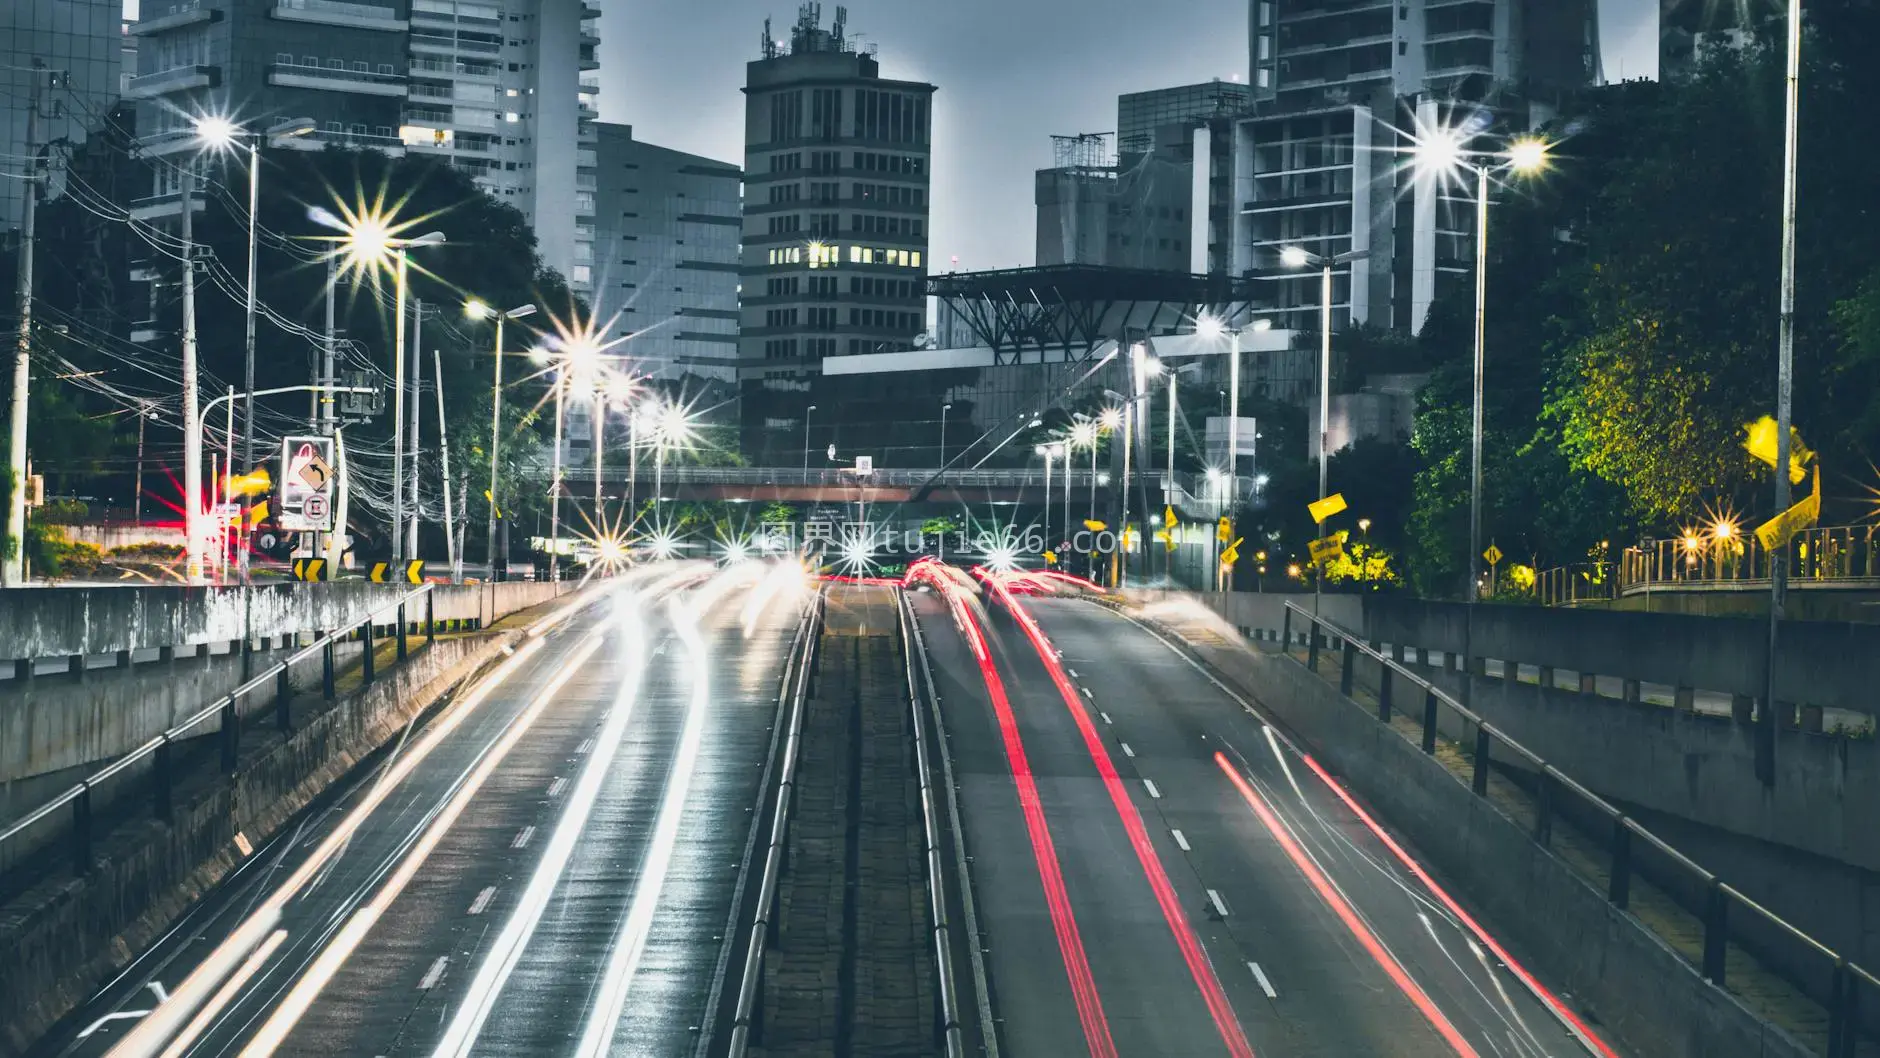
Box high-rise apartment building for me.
[739,4,936,382]
[2,0,122,231]
[592,122,742,393]
[1117,79,1253,158]
[1232,0,1600,333]
[125,0,595,291]
[400,0,599,295]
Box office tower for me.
[1,0,121,232]
[740,3,936,381]
[592,122,742,396]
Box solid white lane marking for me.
[1143,779,1161,799]
[1249,962,1277,999]
[547,777,568,798]
[1263,725,1306,802]
[1171,829,1190,851]
[77,1011,152,1039]
[1207,889,1230,918]
[418,957,448,991]
[467,887,496,915]
[1100,712,1112,724]
[1121,742,1135,758]
[511,826,535,849]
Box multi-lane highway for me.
[906,567,1619,1058]
[28,557,1622,1058]
[40,562,809,1058]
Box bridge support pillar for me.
[1801,704,1824,733]
[1578,672,1597,695]
[1538,665,1554,688]
[1621,678,1641,703]
[1674,686,1695,714]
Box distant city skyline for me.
[602,0,1658,283]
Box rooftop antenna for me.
[833,4,847,46]
[762,17,776,59]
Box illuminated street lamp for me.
[1196,313,1272,517]
[1411,128,1550,602]
[466,298,536,579]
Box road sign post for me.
[279,436,336,534]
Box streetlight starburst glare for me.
[1508,136,1550,174]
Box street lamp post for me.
[939,402,951,469]
[1281,245,1372,615]
[1762,0,1803,786]
[1036,444,1054,560]
[1196,314,1272,585]
[466,299,535,580]
[1410,132,1550,601]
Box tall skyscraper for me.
[739,3,936,382]
[1232,0,1601,333]
[2,0,121,232]
[126,0,595,291]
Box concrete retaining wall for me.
[1360,597,1880,717]
[0,628,522,1057]
[1190,635,1809,1058]
[0,581,565,664]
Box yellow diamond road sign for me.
[1308,493,1347,524]
[1217,517,1232,543]
[1484,544,1503,566]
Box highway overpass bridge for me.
[562,464,1229,512]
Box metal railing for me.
[1620,524,1880,596]
[898,589,967,1058]
[1280,601,1875,1057]
[0,584,438,894]
[727,587,825,1056]
[1534,562,1617,607]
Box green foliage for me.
[920,514,961,535]
[1321,537,1400,588]
[759,502,798,525]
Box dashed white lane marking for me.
[1207,889,1231,918]
[1120,743,1135,758]
[1068,668,1079,677]
[468,887,496,915]
[418,956,449,990]
[1080,687,1093,698]
[1143,779,1161,799]
[576,738,595,755]
[547,777,568,798]
[1249,962,1277,999]
[1100,712,1113,725]
[1171,829,1190,851]
[511,825,536,849]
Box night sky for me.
[600,0,1660,279]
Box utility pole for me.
[134,404,149,526]
[180,167,204,582]
[1761,0,1804,787]
[407,298,423,560]
[433,349,457,580]
[320,255,339,578]
[4,62,45,586]
[391,250,408,562]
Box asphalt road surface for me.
[909,582,1614,1058]
[39,563,806,1058]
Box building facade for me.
[126,0,594,290]
[739,4,936,383]
[1659,0,1779,82]
[592,122,742,396]
[2,0,122,232]
[1231,0,1601,335]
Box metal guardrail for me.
[1535,562,1618,607]
[0,584,438,892]
[1620,524,1880,596]
[1281,601,1875,1057]
[727,586,825,1056]
[897,589,967,1058]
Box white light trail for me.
[238,630,608,1058]
[573,590,717,1057]
[429,596,653,1058]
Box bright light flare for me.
[1196,314,1224,340]
[985,544,1020,573]
[1097,407,1123,431]
[464,297,491,320]
[1280,245,1312,269]
[193,114,238,148]
[1070,421,1099,449]
[641,530,681,562]
[1507,136,1550,174]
